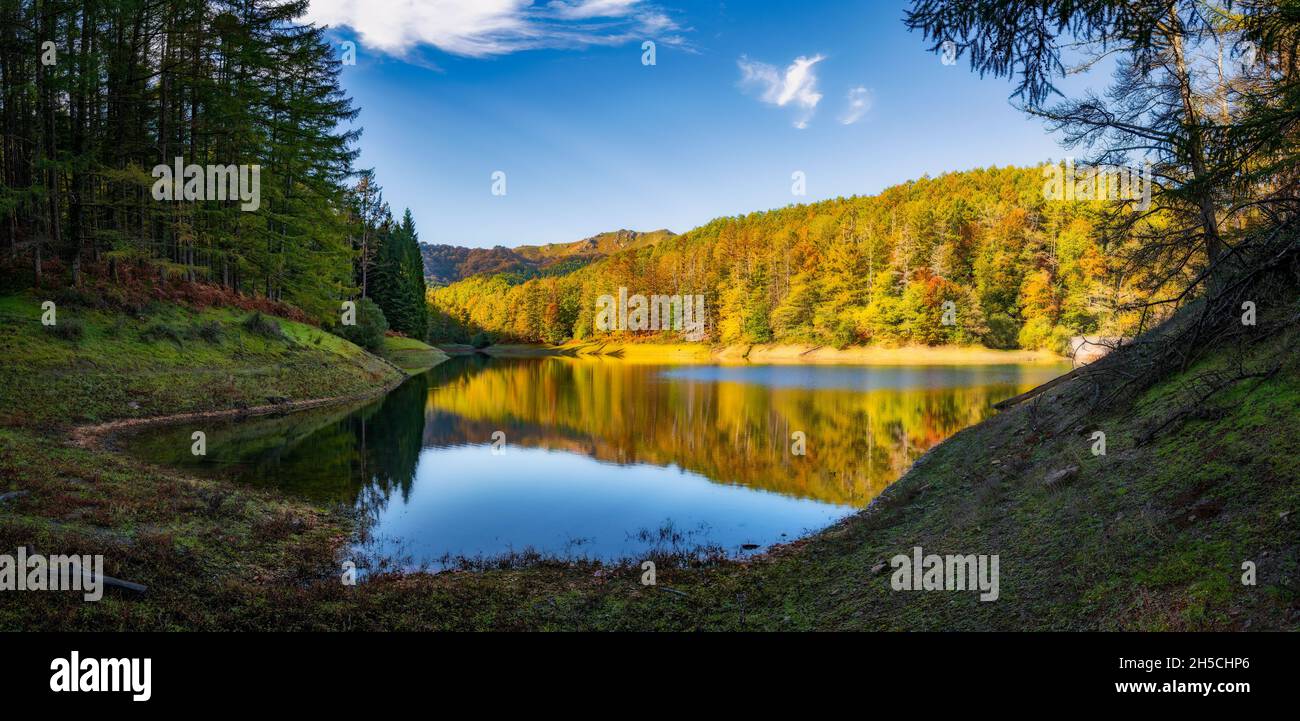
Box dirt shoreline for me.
[67,373,410,451]
[441,341,1067,365]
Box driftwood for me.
[71,559,148,595]
[993,368,1082,410]
[26,546,149,595]
[87,571,148,595]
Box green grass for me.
[0,293,406,427]
[382,335,449,374]
[0,290,1295,630]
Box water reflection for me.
[419,357,1064,506]
[123,356,1068,565]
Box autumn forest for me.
[427,165,1159,353]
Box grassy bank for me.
[0,294,409,427]
[1,291,1295,630]
[382,335,450,373]
[0,292,451,629]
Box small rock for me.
[1188,498,1222,520]
[870,561,889,575]
[1043,466,1079,489]
[1280,511,1291,522]
[127,401,140,410]
[991,459,1001,466]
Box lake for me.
[122,356,1070,569]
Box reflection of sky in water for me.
[659,364,1071,391]
[124,358,1071,570]
[368,445,850,567]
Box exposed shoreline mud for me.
[440,341,1067,366]
[67,374,409,451]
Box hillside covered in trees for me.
[0,0,1295,639]
[428,165,1161,352]
[0,0,425,339]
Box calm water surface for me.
[124,356,1069,568]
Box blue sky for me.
[310,0,1079,249]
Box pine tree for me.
[1,0,366,322]
[369,208,428,338]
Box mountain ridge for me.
[420,229,676,285]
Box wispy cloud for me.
[840,86,872,125]
[307,0,682,58]
[547,0,640,19]
[737,54,825,129]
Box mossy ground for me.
[0,293,404,427]
[381,335,449,373]
[1,291,1295,630]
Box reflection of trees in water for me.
[129,373,431,517]
[129,356,1042,514]
[357,373,429,499]
[346,372,429,524]
[422,357,1034,507]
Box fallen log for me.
[26,547,149,595]
[68,557,148,594]
[90,572,148,595]
[993,368,1083,410]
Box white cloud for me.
[547,0,640,19]
[637,11,677,33]
[840,86,872,125]
[737,54,825,129]
[307,0,679,58]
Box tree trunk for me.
[1168,10,1225,269]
